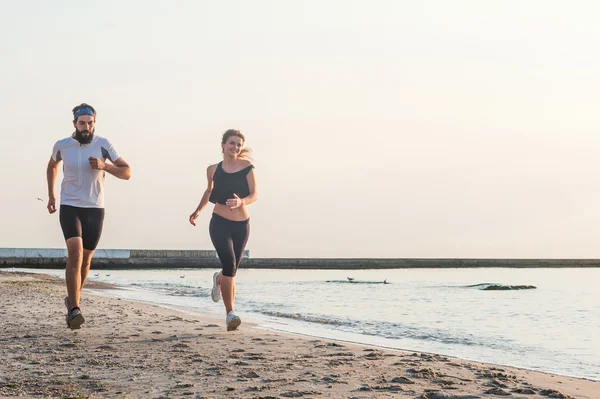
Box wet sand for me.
[0,272,597,398]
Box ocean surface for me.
[9,267,600,381]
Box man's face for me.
[73,115,95,144]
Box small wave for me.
[483,284,536,291]
[256,309,506,350]
[259,310,352,327]
[125,282,209,298]
[326,279,390,285]
[166,288,208,297]
[465,283,536,290]
[129,281,199,289]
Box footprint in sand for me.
[512,387,536,394]
[406,368,439,379]
[417,393,481,399]
[484,387,511,396]
[389,376,415,384]
[539,388,571,398]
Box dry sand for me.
[0,272,597,398]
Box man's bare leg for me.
[65,237,83,309]
[80,249,95,296]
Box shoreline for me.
[1,272,597,398]
[249,325,599,384]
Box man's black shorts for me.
[59,205,105,250]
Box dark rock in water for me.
[483,285,536,291]
[465,283,497,288]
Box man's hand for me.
[88,157,106,170]
[47,197,57,214]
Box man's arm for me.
[46,156,60,214]
[89,157,131,180]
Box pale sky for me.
[2,1,600,258]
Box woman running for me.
[189,129,257,331]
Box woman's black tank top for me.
[209,162,254,205]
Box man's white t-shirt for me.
[52,134,120,208]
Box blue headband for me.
[73,107,95,120]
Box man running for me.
[46,103,131,329]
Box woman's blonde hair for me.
[222,129,252,160]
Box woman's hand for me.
[226,193,243,209]
[189,209,200,226]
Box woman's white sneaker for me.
[226,310,241,331]
[211,272,222,302]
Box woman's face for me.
[223,136,244,158]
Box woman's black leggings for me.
[209,213,250,277]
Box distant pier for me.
[1,248,600,269]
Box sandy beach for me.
[0,272,597,398]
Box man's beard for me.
[74,128,94,144]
